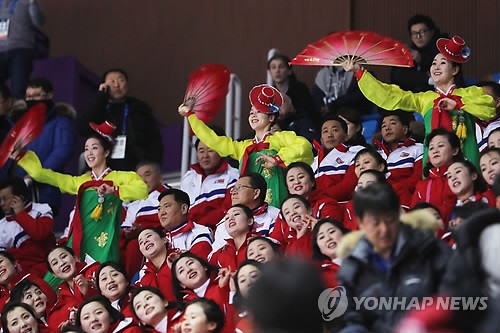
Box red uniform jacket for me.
[137,258,175,303]
[209,232,258,270]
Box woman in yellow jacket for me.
[178,84,314,208]
[11,121,147,263]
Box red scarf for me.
[431,85,463,131]
[240,138,270,175]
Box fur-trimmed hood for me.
[337,210,439,259]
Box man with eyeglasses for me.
[13,77,76,213]
[391,14,448,93]
[210,172,279,252]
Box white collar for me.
[436,84,456,96]
[92,167,111,180]
[113,318,133,333]
[154,315,169,333]
[193,278,210,297]
[111,299,121,311]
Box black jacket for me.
[337,223,451,333]
[78,91,163,171]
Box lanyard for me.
[106,103,128,135]
[0,0,18,16]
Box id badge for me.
[111,135,127,159]
[0,19,9,40]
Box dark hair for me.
[233,259,263,310]
[424,128,463,177]
[267,53,297,82]
[246,236,281,259]
[86,132,114,155]
[353,182,400,219]
[407,14,438,34]
[186,298,225,333]
[26,77,53,94]
[102,68,129,82]
[96,261,129,295]
[171,252,219,302]
[10,279,46,307]
[229,204,254,220]
[285,162,316,191]
[0,82,11,100]
[158,188,191,209]
[240,172,267,205]
[487,127,500,143]
[481,146,500,160]
[280,194,312,223]
[354,148,388,173]
[494,173,500,197]
[358,169,388,184]
[246,258,324,333]
[1,302,38,333]
[194,125,226,150]
[320,114,348,134]
[312,218,350,261]
[337,107,362,126]
[452,201,489,221]
[380,110,414,128]
[476,81,500,99]
[410,201,441,215]
[58,325,85,333]
[75,296,124,327]
[129,286,168,323]
[450,159,487,194]
[0,177,29,202]
[46,245,75,273]
[0,250,16,266]
[135,160,162,174]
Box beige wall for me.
[42,0,499,127]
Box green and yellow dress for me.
[355,69,495,172]
[187,113,314,208]
[17,150,148,262]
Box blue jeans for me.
[0,48,34,98]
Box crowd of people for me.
[0,13,499,333]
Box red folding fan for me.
[0,103,46,168]
[184,63,231,123]
[291,30,414,67]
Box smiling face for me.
[281,197,311,232]
[248,107,274,132]
[175,257,209,290]
[428,135,458,168]
[0,254,16,286]
[447,162,476,198]
[79,301,112,333]
[236,264,261,298]
[321,120,347,152]
[381,115,408,145]
[22,285,48,318]
[316,222,344,260]
[158,194,188,230]
[6,306,38,333]
[47,248,78,281]
[132,290,168,327]
[246,239,277,263]
[196,141,222,175]
[138,229,167,260]
[480,151,500,186]
[181,303,216,333]
[98,266,128,302]
[354,153,385,178]
[224,207,253,238]
[286,166,314,197]
[84,137,109,172]
[430,54,459,89]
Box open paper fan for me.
[291,30,414,67]
[184,63,231,123]
[0,103,46,168]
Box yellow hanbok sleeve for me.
[456,86,496,121]
[109,171,148,202]
[187,113,250,160]
[268,131,314,165]
[17,150,88,195]
[357,70,433,115]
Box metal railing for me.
[180,73,242,177]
